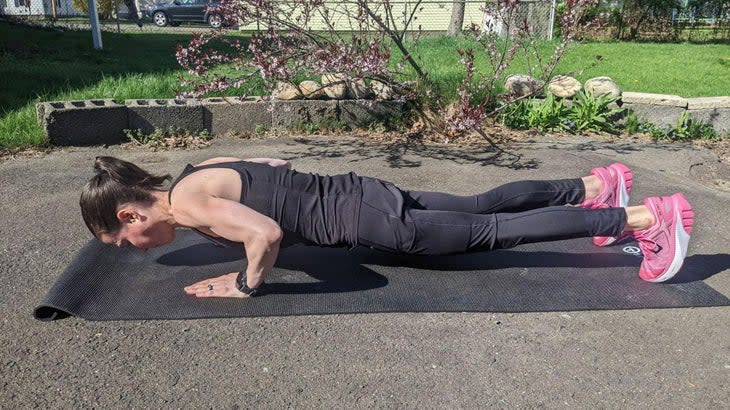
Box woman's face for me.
[98,204,175,251]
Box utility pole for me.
[88,0,103,50]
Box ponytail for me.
[80,156,171,236]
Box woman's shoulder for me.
[194,157,244,167]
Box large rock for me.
[371,80,394,100]
[548,75,582,98]
[347,78,374,99]
[505,74,544,98]
[584,76,621,99]
[298,80,325,99]
[321,73,348,100]
[272,82,303,100]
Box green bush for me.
[568,91,624,134]
[499,100,533,130]
[527,95,571,133]
[500,92,623,134]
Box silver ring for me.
[208,284,214,291]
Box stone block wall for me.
[620,92,729,134]
[36,98,404,146]
[126,99,205,135]
[35,99,128,146]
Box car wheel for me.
[153,11,168,27]
[208,14,222,28]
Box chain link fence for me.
[0,0,557,37]
[2,0,727,40]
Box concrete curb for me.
[36,98,404,146]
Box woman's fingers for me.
[184,272,248,298]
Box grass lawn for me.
[1,20,729,149]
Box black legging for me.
[356,177,627,255]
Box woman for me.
[80,156,694,298]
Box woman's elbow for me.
[261,226,284,245]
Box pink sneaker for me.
[634,193,694,282]
[581,163,633,246]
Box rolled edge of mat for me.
[33,304,72,321]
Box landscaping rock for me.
[126,99,204,135]
[371,80,394,100]
[548,75,582,98]
[272,82,303,100]
[347,79,374,99]
[321,73,348,99]
[202,97,272,135]
[584,76,621,99]
[505,74,544,97]
[36,99,128,146]
[298,81,325,99]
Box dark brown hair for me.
[80,156,171,236]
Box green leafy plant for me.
[527,95,571,133]
[499,99,533,130]
[632,112,718,141]
[568,90,624,134]
[668,112,717,141]
[623,109,641,134]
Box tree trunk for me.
[447,0,466,36]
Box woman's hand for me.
[184,272,249,298]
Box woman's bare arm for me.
[174,193,283,296]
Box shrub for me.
[499,91,623,134]
[568,90,623,134]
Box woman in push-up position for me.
[80,156,694,298]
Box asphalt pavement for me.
[1,135,729,408]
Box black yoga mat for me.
[35,229,730,321]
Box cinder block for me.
[271,100,339,130]
[202,98,272,135]
[338,100,404,129]
[621,102,686,128]
[688,108,730,135]
[36,99,128,146]
[126,99,204,135]
[621,92,687,108]
[686,97,730,110]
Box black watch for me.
[235,271,261,297]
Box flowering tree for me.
[443,0,604,142]
[177,0,603,146]
[176,0,430,98]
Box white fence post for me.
[88,0,103,50]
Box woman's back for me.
[169,161,363,247]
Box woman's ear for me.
[116,207,142,224]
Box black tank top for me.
[168,161,363,247]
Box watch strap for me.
[235,271,261,297]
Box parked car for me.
[144,0,224,28]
